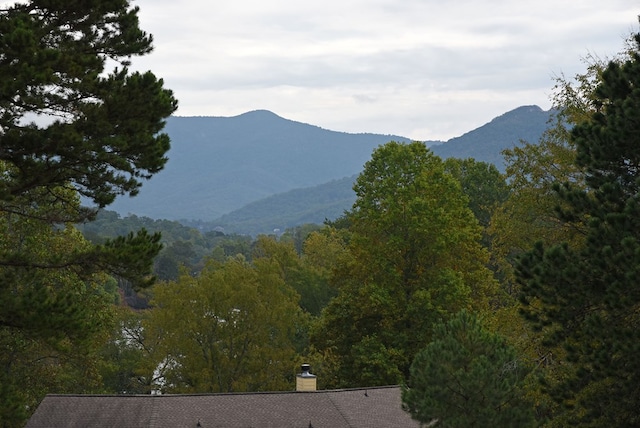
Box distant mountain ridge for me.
[431,105,553,165]
[212,175,359,235]
[107,106,554,231]
[108,110,419,220]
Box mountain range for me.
[106,105,554,235]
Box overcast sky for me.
[131,0,637,141]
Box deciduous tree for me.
[489,52,612,297]
[443,158,509,230]
[144,254,303,393]
[312,142,498,387]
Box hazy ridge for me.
[107,106,554,234]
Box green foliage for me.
[296,228,347,314]
[402,310,535,428]
[154,240,197,280]
[78,210,256,281]
[0,209,117,426]
[443,158,509,229]
[79,211,200,245]
[0,170,161,427]
[251,235,336,317]
[0,0,176,293]
[443,158,509,267]
[490,124,585,301]
[0,0,177,208]
[143,254,304,393]
[98,308,158,394]
[0,192,118,336]
[490,52,608,297]
[517,30,640,426]
[487,44,627,426]
[100,236,336,395]
[312,141,498,388]
[0,1,176,424]
[279,223,324,254]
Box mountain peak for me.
[429,105,553,170]
[489,105,545,123]
[235,109,283,120]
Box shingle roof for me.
[26,386,420,428]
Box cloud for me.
[353,94,378,104]
[132,0,638,140]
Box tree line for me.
[1,1,640,427]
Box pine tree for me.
[517,30,640,426]
[0,0,177,208]
[0,0,176,285]
[402,310,534,428]
[0,1,176,424]
[0,0,176,282]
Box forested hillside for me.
[431,105,555,165]
[106,106,553,224]
[106,111,416,220]
[212,175,358,235]
[200,105,553,235]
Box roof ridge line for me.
[39,385,402,398]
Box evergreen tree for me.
[0,0,175,286]
[0,193,119,426]
[402,310,535,428]
[0,1,176,424]
[517,30,640,426]
[0,0,176,306]
[486,50,613,422]
[0,0,177,209]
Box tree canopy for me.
[403,310,534,428]
[0,1,176,424]
[311,141,498,387]
[517,31,640,426]
[0,0,177,209]
[4,4,640,426]
[143,243,303,393]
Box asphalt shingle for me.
[26,386,420,428]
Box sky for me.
[130,0,638,141]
